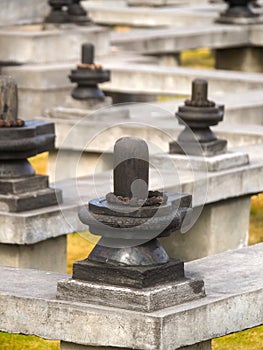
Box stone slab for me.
[0,25,109,64]
[0,187,62,213]
[0,235,66,273]
[127,0,204,6]
[61,341,212,350]
[72,258,184,289]
[111,24,250,54]
[161,196,251,260]
[0,184,88,244]
[0,244,262,349]
[44,104,130,121]
[102,63,263,96]
[0,0,49,27]
[86,5,216,27]
[4,61,263,97]
[153,151,250,172]
[0,175,48,194]
[57,276,205,312]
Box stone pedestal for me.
[0,25,109,64]
[153,151,249,172]
[60,340,212,349]
[161,196,250,261]
[215,47,263,73]
[0,236,66,273]
[0,0,49,27]
[0,244,262,349]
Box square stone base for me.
[169,139,227,157]
[57,276,205,312]
[153,151,249,172]
[72,258,185,289]
[0,174,62,212]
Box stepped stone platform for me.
[0,25,109,64]
[3,59,263,118]
[111,24,263,54]
[0,0,49,27]
[0,243,262,349]
[84,3,219,27]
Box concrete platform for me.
[84,3,218,27]
[3,59,263,118]
[0,24,109,64]
[111,24,259,54]
[0,0,49,27]
[0,243,262,349]
[153,151,249,172]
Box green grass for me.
[0,333,59,350]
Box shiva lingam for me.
[0,76,62,212]
[69,43,110,101]
[170,79,227,157]
[57,137,205,312]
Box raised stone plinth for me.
[0,25,109,64]
[86,4,216,27]
[0,0,49,27]
[153,151,249,172]
[3,56,263,118]
[57,275,205,312]
[127,0,203,6]
[0,244,262,349]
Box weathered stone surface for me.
[0,0,49,26]
[0,244,262,349]
[86,5,216,27]
[72,258,184,289]
[0,236,66,273]
[0,186,62,212]
[0,195,87,245]
[153,151,249,172]
[61,341,212,350]
[45,103,130,121]
[127,0,203,5]
[0,175,48,194]
[111,24,249,54]
[57,277,205,312]
[161,196,251,261]
[0,25,109,64]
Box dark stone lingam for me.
[69,43,110,101]
[170,79,227,157]
[0,76,62,212]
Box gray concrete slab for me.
[85,4,217,27]
[0,0,49,27]
[102,63,263,95]
[4,60,263,97]
[0,243,262,349]
[111,24,251,54]
[0,25,109,64]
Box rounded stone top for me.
[185,79,215,108]
[82,43,94,65]
[113,137,149,201]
